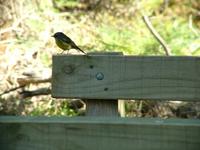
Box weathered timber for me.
[0,116,200,150]
[52,55,200,100]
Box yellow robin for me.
[52,32,86,54]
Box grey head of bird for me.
[52,32,67,39]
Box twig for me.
[189,14,199,36]
[159,0,169,14]
[142,15,171,56]
[0,85,25,96]
[17,77,51,86]
[19,88,51,98]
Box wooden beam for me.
[0,116,200,150]
[52,55,200,101]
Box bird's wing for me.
[59,34,86,54]
[59,35,73,43]
[60,35,79,48]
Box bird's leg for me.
[61,50,64,54]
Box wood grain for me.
[52,55,200,100]
[85,99,119,116]
[0,116,200,150]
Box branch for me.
[0,74,51,96]
[189,14,199,36]
[142,15,171,56]
[17,77,51,86]
[0,85,25,96]
[19,88,51,98]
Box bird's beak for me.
[51,35,54,37]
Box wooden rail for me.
[0,116,200,150]
[52,55,200,100]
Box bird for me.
[52,32,87,55]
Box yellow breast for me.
[55,39,71,50]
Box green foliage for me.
[152,17,200,55]
[140,0,163,14]
[96,10,199,55]
[54,0,79,8]
[97,21,165,55]
[30,99,76,116]
[97,25,135,53]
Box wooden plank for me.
[0,116,200,150]
[52,55,200,100]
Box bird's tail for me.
[76,46,87,55]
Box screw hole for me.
[104,88,108,91]
[96,72,104,80]
[89,65,94,69]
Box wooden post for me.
[85,100,118,116]
[85,52,123,116]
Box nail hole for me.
[89,65,94,69]
[104,88,108,91]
